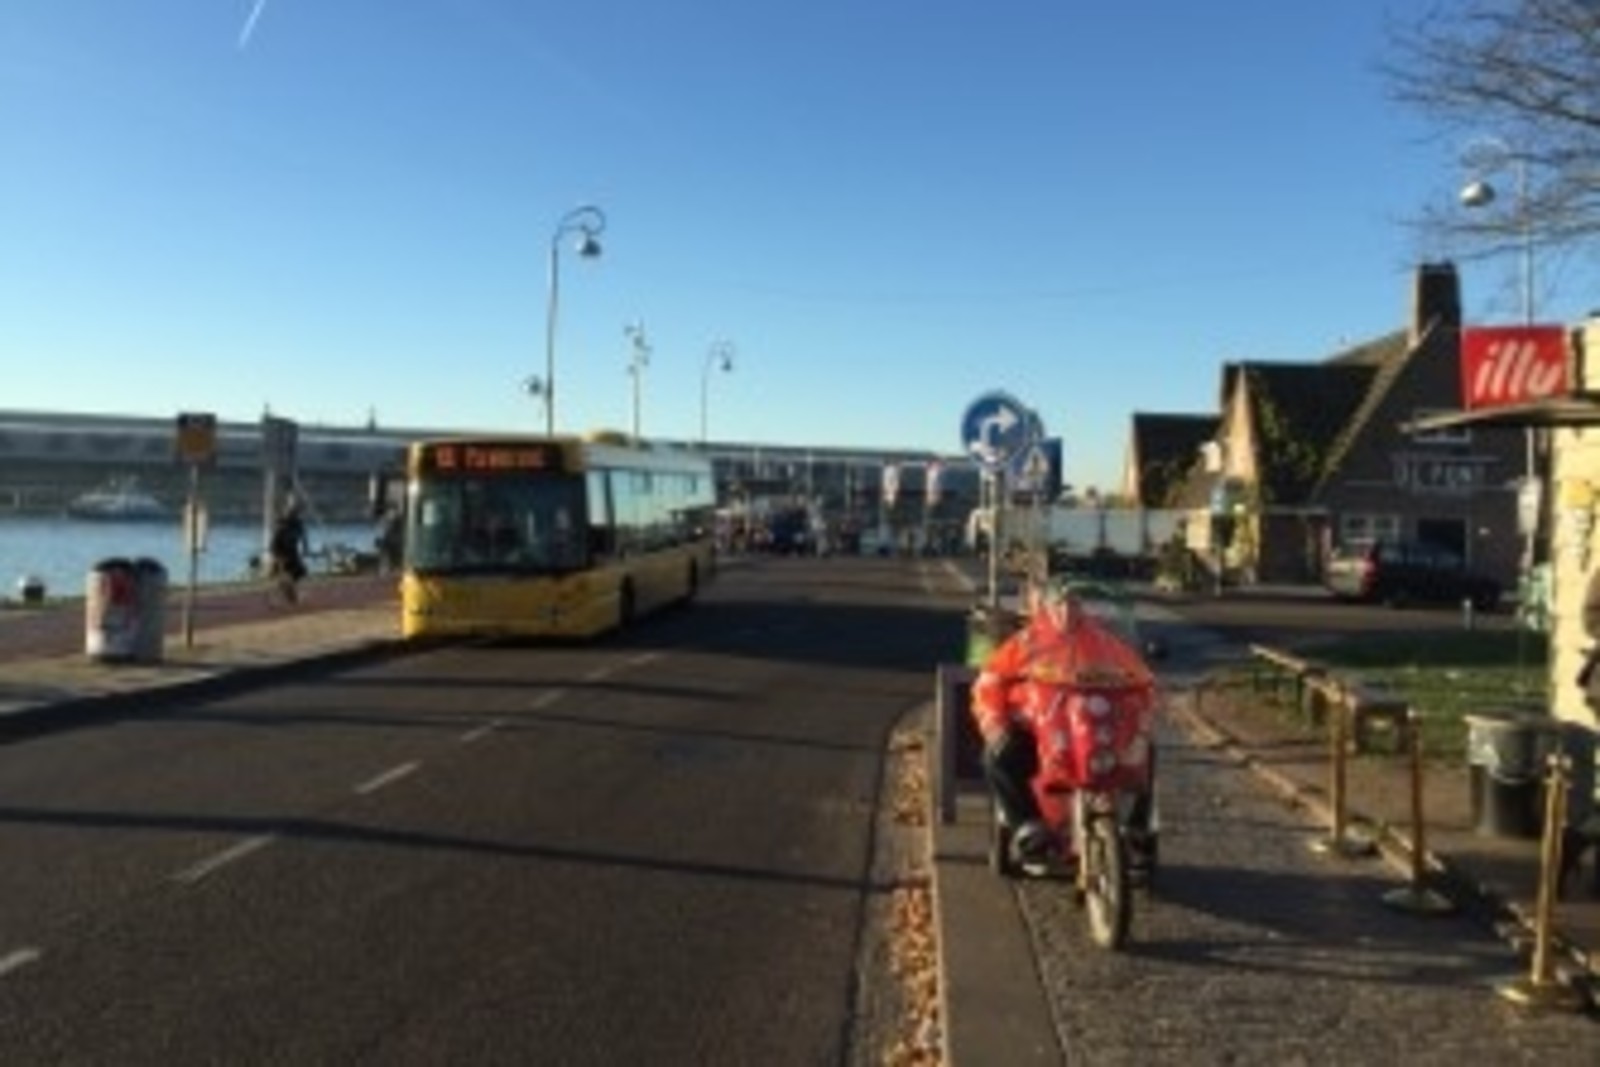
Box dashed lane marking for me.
[354,761,420,795]
[173,834,277,885]
[459,720,502,743]
[0,948,42,977]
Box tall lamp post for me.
[625,320,651,442]
[1460,141,1539,631]
[701,340,735,445]
[543,205,606,435]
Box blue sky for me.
[2,1,1589,492]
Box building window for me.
[1408,409,1471,445]
[1339,513,1400,546]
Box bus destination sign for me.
[422,442,565,475]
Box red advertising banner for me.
[1460,325,1569,410]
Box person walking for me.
[268,501,310,605]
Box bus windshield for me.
[408,474,587,575]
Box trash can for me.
[85,557,139,662]
[15,574,45,605]
[1555,722,1598,831]
[131,557,168,664]
[1465,711,1566,839]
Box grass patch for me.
[1271,630,1550,763]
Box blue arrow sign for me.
[961,391,1034,471]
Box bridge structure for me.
[0,410,982,544]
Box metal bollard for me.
[1461,596,1475,631]
[1382,707,1454,914]
[1496,754,1587,1011]
[1312,684,1376,859]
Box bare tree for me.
[1385,0,1600,255]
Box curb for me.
[0,638,408,743]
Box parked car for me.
[1324,539,1501,611]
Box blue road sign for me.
[961,391,1035,470]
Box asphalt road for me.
[0,556,970,1065]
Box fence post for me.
[1382,707,1454,915]
[1312,682,1376,859]
[1496,754,1587,1012]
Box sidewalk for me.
[0,585,399,728]
[1174,674,1600,982]
[930,605,1600,1065]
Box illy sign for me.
[1460,325,1569,410]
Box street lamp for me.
[522,374,547,427]
[701,340,735,445]
[543,205,606,435]
[1460,140,1539,608]
[625,320,651,442]
[1459,140,1533,325]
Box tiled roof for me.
[1241,360,1379,504]
[1311,328,1416,498]
[1130,412,1217,506]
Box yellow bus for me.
[397,433,716,639]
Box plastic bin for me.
[131,557,168,663]
[1465,711,1588,839]
[1557,722,1598,830]
[85,557,139,662]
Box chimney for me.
[1411,261,1461,344]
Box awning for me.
[1402,396,1600,434]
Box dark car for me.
[1325,539,1501,611]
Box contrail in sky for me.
[238,0,269,50]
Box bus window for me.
[586,469,614,558]
[410,476,586,573]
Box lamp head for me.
[576,233,602,258]
[1460,179,1497,209]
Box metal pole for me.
[1382,707,1455,914]
[183,463,200,649]
[1497,754,1586,1011]
[542,206,606,437]
[700,360,710,445]
[1311,683,1375,859]
[544,236,560,436]
[626,322,649,443]
[987,471,1002,612]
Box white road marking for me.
[530,690,564,709]
[354,761,420,795]
[624,652,663,668]
[0,948,42,977]
[581,665,613,682]
[173,834,277,885]
[460,720,501,743]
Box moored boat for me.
[65,478,170,522]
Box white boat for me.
[66,478,170,521]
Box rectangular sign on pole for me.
[174,412,218,466]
